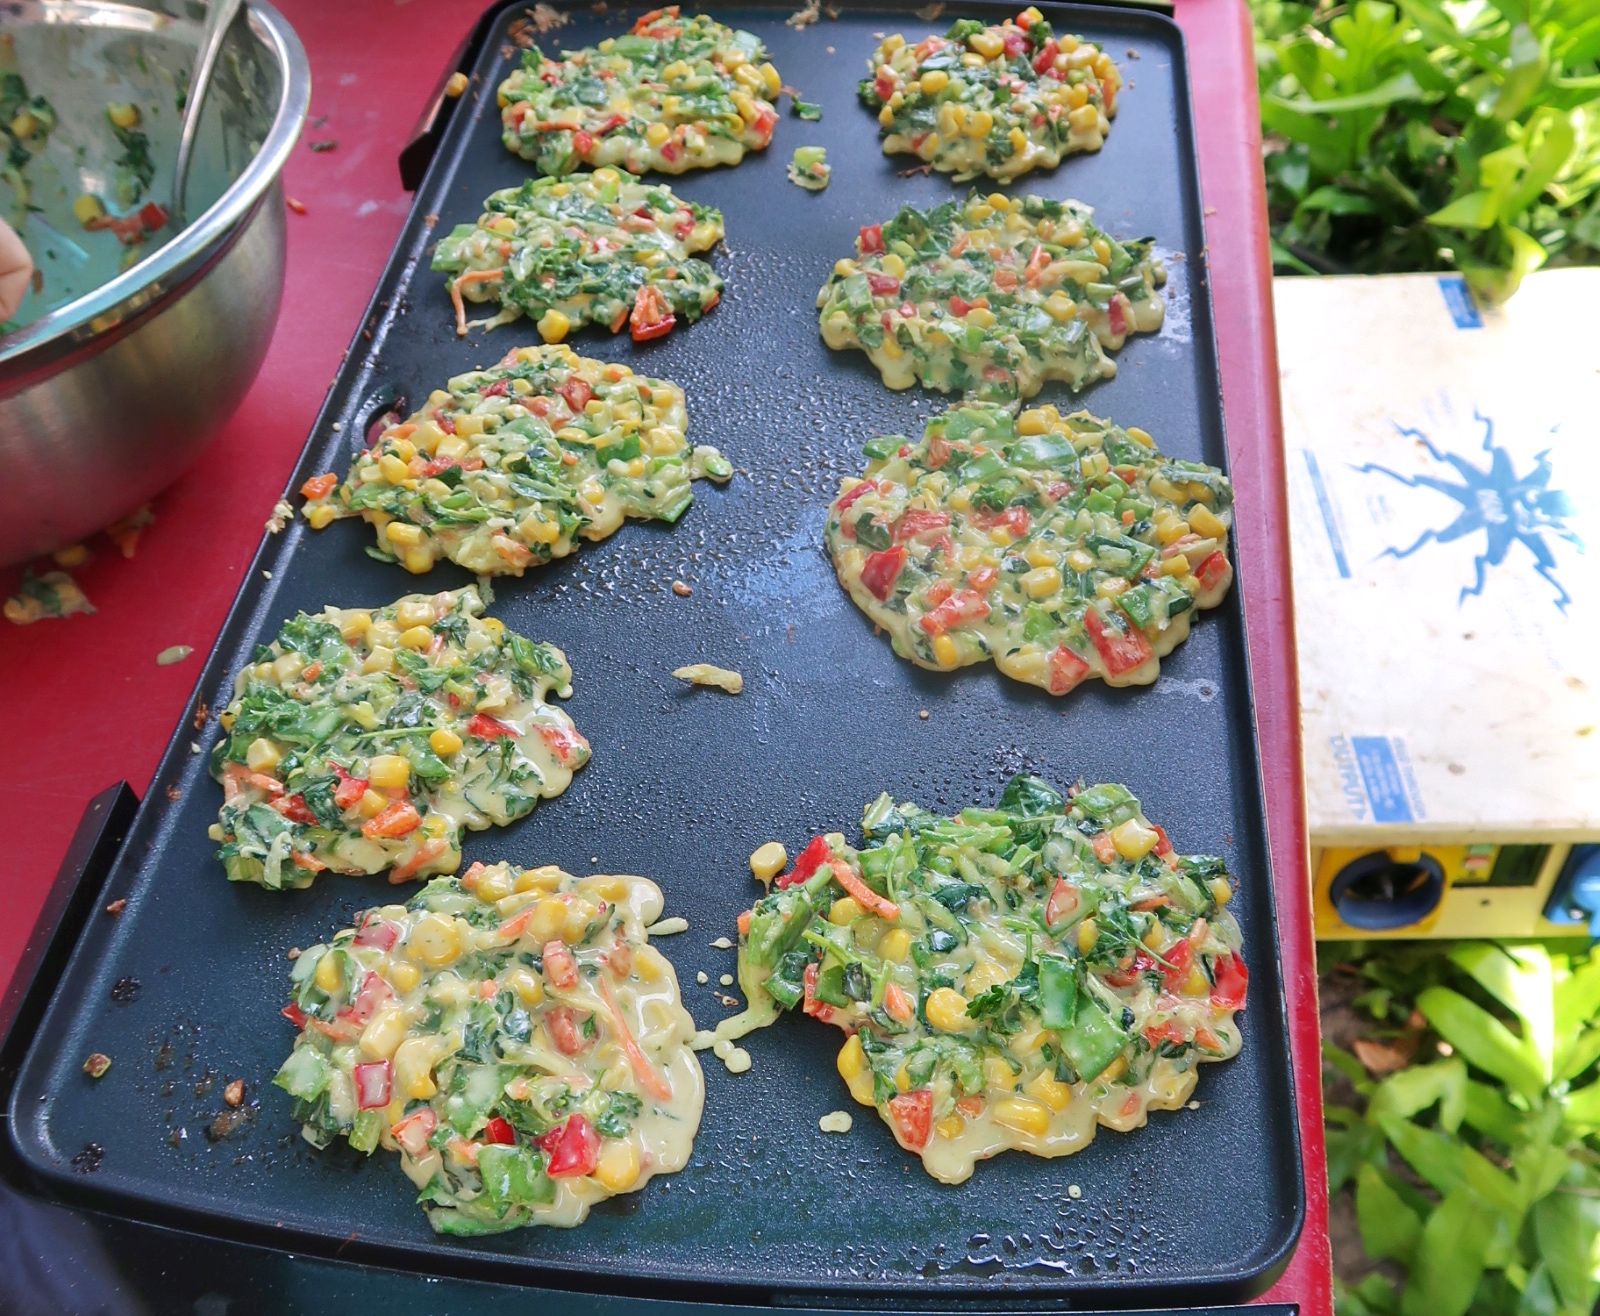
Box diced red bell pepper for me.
[301,472,338,501]
[354,1060,392,1110]
[354,915,401,951]
[1002,28,1028,56]
[1151,823,1174,857]
[659,138,681,163]
[333,769,369,811]
[883,982,915,1022]
[1211,952,1249,1010]
[1032,38,1059,73]
[776,835,832,890]
[361,801,422,839]
[924,579,954,608]
[479,379,510,398]
[976,505,1032,538]
[949,294,974,317]
[1195,550,1231,593]
[272,794,318,824]
[858,224,885,255]
[836,480,876,514]
[888,1089,934,1150]
[1048,644,1091,695]
[545,1005,590,1056]
[866,272,901,296]
[893,509,950,542]
[801,961,835,1023]
[967,565,999,593]
[1091,831,1117,864]
[1045,879,1080,929]
[467,713,517,740]
[750,104,778,143]
[1159,937,1194,993]
[392,1108,437,1156]
[483,1116,516,1145]
[536,722,590,767]
[573,129,595,155]
[1104,950,1157,988]
[860,546,907,601]
[544,939,579,989]
[560,377,593,415]
[1142,1019,1187,1050]
[874,68,896,101]
[281,1003,308,1028]
[1108,295,1128,337]
[630,284,676,341]
[919,589,990,636]
[342,971,396,1025]
[538,1114,601,1178]
[1085,607,1154,677]
[1195,1025,1226,1054]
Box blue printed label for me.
[1302,450,1351,579]
[1351,736,1414,823]
[1438,276,1483,330]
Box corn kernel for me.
[1156,516,1192,546]
[380,453,411,485]
[1210,877,1233,907]
[430,728,463,757]
[306,504,339,530]
[931,634,959,667]
[505,967,545,1007]
[935,1114,965,1140]
[1025,1072,1073,1112]
[72,193,105,225]
[314,950,342,993]
[360,1005,408,1061]
[894,1063,912,1093]
[1022,566,1061,599]
[513,866,562,894]
[398,625,433,650]
[521,514,561,545]
[367,754,411,790]
[107,102,140,130]
[1077,918,1099,953]
[411,913,460,966]
[401,546,433,575]
[1125,425,1154,447]
[949,487,972,513]
[1016,409,1050,436]
[830,896,864,926]
[837,1033,866,1080]
[1064,549,1095,574]
[985,1056,1019,1091]
[880,929,912,963]
[1024,543,1057,570]
[581,875,630,903]
[389,961,421,994]
[759,61,782,96]
[562,897,599,944]
[964,109,994,139]
[633,945,668,982]
[393,598,431,629]
[528,898,567,945]
[969,30,1004,58]
[537,309,570,344]
[1045,291,1077,322]
[340,611,372,641]
[1188,504,1228,538]
[834,257,858,278]
[1101,1055,1129,1084]
[966,307,996,329]
[646,121,671,147]
[364,645,396,675]
[919,69,949,94]
[1009,126,1028,154]
[926,986,972,1032]
[993,1095,1050,1136]
[1092,237,1113,267]
[596,1137,641,1191]
[750,841,788,882]
[965,960,1010,998]
[385,522,424,549]
[1162,556,1191,578]
[1111,818,1159,860]
[1183,966,1211,997]
[245,738,281,773]
[394,1037,440,1099]
[879,103,896,128]
[358,788,389,818]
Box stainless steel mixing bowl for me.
[0,0,310,565]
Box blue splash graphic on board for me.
[1353,410,1583,613]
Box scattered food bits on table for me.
[265,500,294,533]
[104,899,126,916]
[224,1079,245,1108]
[1068,1184,1083,1199]
[671,580,693,597]
[819,1110,853,1134]
[719,974,734,987]
[645,916,689,936]
[673,663,743,694]
[697,971,709,985]
[83,1053,112,1079]
[709,936,734,950]
[445,71,470,98]
[156,645,194,666]
[4,569,94,625]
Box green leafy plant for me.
[1251,0,1600,298]
[1324,942,1600,1316]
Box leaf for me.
[1513,1141,1573,1211]
[1378,1113,1467,1194]
[1369,1057,1468,1130]
[1357,1162,1423,1263]
[1428,188,1500,229]
[1265,70,1428,116]
[1560,1077,1600,1127]
[1298,185,1383,216]
[1492,23,1548,122]
[1462,1079,1523,1142]
[1554,953,1600,1065]
[1356,1036,1419,1075]
[1531,1187,1600,1316]
[1416,985,1546,1097]
[1504,109,1578,219]
[1400,1186,1495,1316]
[1324,1040,1374,1089]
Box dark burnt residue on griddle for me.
[109,977,140,1004]
[70,1143,104,1174]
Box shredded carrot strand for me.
[599,978,673,1102]
[829,860,900,921]
[450,269,505,337]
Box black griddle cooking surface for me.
[6,2,1302,1303]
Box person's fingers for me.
[0,217,34,321]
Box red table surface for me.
[0,0,1329,1307]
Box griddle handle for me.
[399,3,504,190]
[0,783,139,1098]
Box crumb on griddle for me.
[105,899,126,916]
[83,1053,112,1079]
[165,784,182,802]
[671,580,692,596]
[224,1079,246,1108]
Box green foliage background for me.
[1251,0,1600,298]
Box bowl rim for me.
[0,0,311,368]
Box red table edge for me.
[1175,0,1331,1308]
